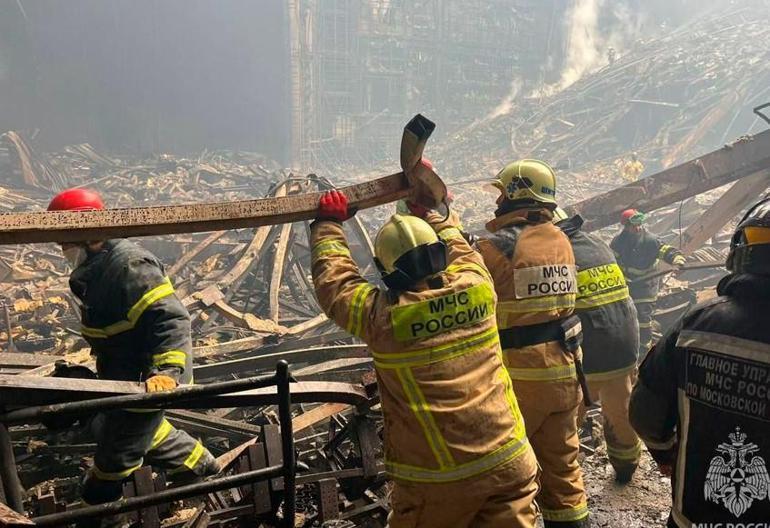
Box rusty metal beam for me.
[0,173,410,244]
[568,130,770,231]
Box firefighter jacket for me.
[310,216,530,484]
[610,228,683,302]
[559,215,639,378]
[630,272,770,526]
[476,208,581,383]
[70,239,192,384]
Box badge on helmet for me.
[493,159,558,209]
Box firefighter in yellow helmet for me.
[311,177,539,527]
[478,160,589,526]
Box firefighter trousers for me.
[81,410,219,506]
[512,377,588,525]
[633,300,655,357]
[580,369,642,478]
[386,446,540,528]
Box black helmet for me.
[726,197,770,275]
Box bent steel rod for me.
[0,363,289,424]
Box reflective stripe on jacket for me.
[477,209,580,382]
[559,215,639,376]
[311,215,529,483]
[70,239,192,383]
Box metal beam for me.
[568,129,770,231]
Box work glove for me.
[317,190,355,223]
[672,255,686,268]
[146,374,177,392]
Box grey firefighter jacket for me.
[558,215,639,377]
[610,228,682,302]
[70,239,192,383]
[630,272,770,526]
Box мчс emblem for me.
[704,427,770,517]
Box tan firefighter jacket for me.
[311,215,529,484]
[476,209,581,383]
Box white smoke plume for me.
[533,0,644,97]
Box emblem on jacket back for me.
[704,427,770,517]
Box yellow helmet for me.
[493,159,557,208]
[374,214,447,289]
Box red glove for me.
[317,190,354,222]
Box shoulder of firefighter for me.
[630,289,770,523]
[77,239,193,384]
[310,214,531,484]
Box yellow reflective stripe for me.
[607,440,642,461]
[390,282,495,341]
[396,368,454,469]
[184,441,205,470]
[507,363,576,381]
[81,277,175,338]
[623,263,656,276]
[446,262,492,282]
[576,263,628,305]
[385,435,529,483]
[92,462,142,481]
[312,240,351,260]
[152,350,187,368]
[658,244,673,259]
[497,358,524,431]
[151,419,174,449]
[584,364,636,382]
[497,294,576,315]
[437,227,463,241]
[541,501,589,522]
[127,278,175,322]
[575,287,629,309]
[372,327,499,369]
[345,283,374,338]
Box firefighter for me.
[620,152,644,182]
[311,183,539,528]
[48,189,219,523]
[553,208,642,483]
[629,197,770,526]
[472,160,589,527]
[610,209,685,357]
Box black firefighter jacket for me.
[610,228,682,302]
[559,215,639,378]
[630,272,770,526]
[70,239,193,384]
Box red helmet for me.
[48,189,105,212]
[620,208,639,225]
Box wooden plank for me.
[133,467,160,528]
[569,129,770,231]
[262,425,284,491]
[0,502,32,526]
[679,170,770,254]
[248,444,272,515]
[0,173,410,244]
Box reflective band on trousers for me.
[345,283,375,339]
[372,327,499,369]
[152,350,187,368]
[607,440,642,461]
[92,462,142,481]
[81,277,175,338]
[507,363,577,381]
[385,435,530,483]
[390,282,495,341]
[541,501,590,522]
[151,419,174,449]
[169,441,206,474]
[312,239,350,260]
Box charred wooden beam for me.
[569,130,770,231]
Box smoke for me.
[533,0,643,97]
[485,78,523,120]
